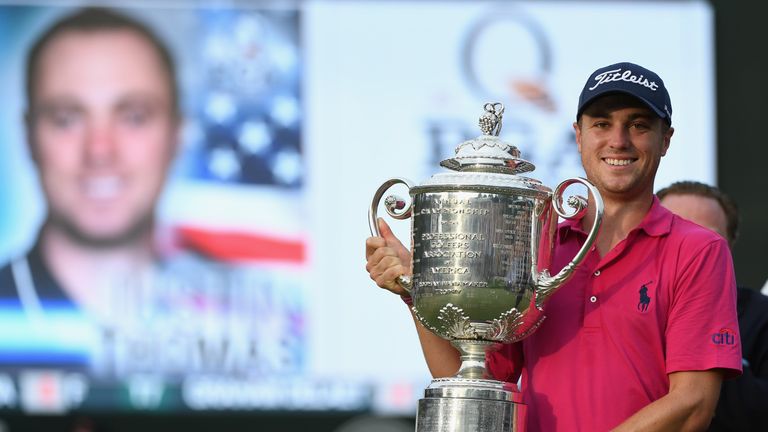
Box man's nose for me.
[83,121,116,166]
[608,126,631,148]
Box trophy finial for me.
[440,101,534,174]
[479,102,505,136]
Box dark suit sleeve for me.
[709,288,768,431]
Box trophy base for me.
[415,378,526,432]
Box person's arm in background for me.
[365,218,460,378]
[709,288,768,431]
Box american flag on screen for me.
[164,8,306,266]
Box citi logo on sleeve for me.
[711,328,737,346]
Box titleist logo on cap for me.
[588,68,659,92]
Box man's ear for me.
[661,126,674,157]
[573,121,582,153]
[24,109,40,165]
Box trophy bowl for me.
[369,103,603,431]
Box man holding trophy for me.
[365,62,741,431]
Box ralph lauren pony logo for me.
[637,281,653,312]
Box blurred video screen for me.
[0,0,714,415]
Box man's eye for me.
[594,122,609,129]
[631,122,650,130]
[119,105,156,126]
[49,110,81,129]
[121,109,150,126]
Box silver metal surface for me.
[425,377,511,401]
[416,378,526,431]
[368,103,603,431]
[535,177,603,308]
[417,377,525,432]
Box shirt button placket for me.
[591,270,600,303]
[585,269,601,327]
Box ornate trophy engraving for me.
[369,103,603,431]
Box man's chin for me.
[48,216,154,249]
[74,231,146,248]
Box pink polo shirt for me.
[487,197,742,432]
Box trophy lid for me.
[413,101,550,196]
[439,102,535,175]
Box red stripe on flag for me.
[177,226,306,263]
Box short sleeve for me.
[665,237,742,378]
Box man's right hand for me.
[365,218,412,296]
[366,218,464,378]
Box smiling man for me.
[0,8,179,330]
[365,62,742,431]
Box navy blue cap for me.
[577,62,672,124]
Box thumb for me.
[377,218,404,248]
[378,218,410,264]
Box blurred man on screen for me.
[658,181,768,432]
[0,7,303,379]
[0,8,307,418]
[11,7,179,321]
[0,7,182,371]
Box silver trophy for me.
[369,103,603,431]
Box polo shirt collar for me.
[638,196,673,237]
[558,195,673,240]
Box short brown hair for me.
[656,181,739,246]
[25,7,179,115]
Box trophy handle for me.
[369,178,415,293]
[535,177,604,308]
